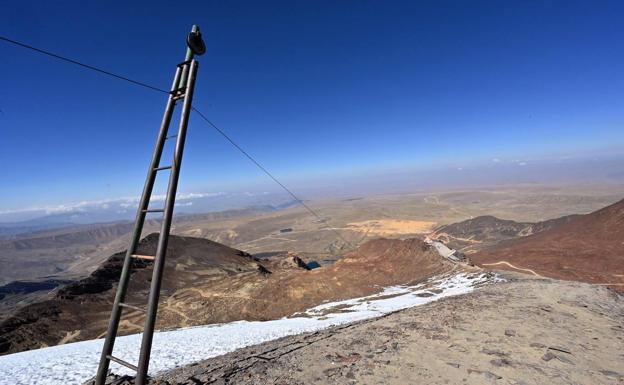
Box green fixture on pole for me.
[180,25,206,89]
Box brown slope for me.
[163,238,454,325]
[0,207,275,286]
[0,236,452,356]
[432,214,579,253]
[472,198,624,289]
[149,276,624,385]
[0,233,268,355]
[0,221,161,286]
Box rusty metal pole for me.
[94,25,205,385]
[135,59,198,384]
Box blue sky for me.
[1,1,623,212]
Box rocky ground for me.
[1,236,451,355]
[99,272,623,385]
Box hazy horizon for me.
[2,149,623,225]
[2,1,624,222]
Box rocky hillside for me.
[0,207,277,286]
[0,235,451,355]
[238,237,453,319]
[0,221,153,286]
[433,214,578,253]
[0,234,272,355]
[472,198,624,289]
[107,237,453,332]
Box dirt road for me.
[481,261,542,277]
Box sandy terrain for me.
[139,272,624,385]
[346,219,437,235]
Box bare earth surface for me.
[4,184,623,287]
[472,199,624,291]
[345,219,437,236]
[0,236,451,355]
[140,272,624,385]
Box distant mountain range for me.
[0,217,76,238]
[0,192,297,236]
[4,151,624,231]
[0,205,294,287]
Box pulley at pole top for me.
[186,25,206,57]
[180,24,206,88]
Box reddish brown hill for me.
[144,237,453,327]
[433,214,579,253]
[0,234,268,355]
[0,236,451,355]
[473,199,624,289]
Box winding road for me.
[480,261,542,277]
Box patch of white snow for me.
[0,272,494,385]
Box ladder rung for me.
[172,93,186,100]
[176,59,193,68]
[154,165,172,171]
[166,135,178,140]
[142,209,164,213]
[131,254,155,261]
[119,302,146,313]
[106,355,138,371]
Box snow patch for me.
[0,272,494,385]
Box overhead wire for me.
[0,36,170,95]
[191,107,354,250]
[0,34,354,252]
[191,107,325,222]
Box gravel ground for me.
[96,271,624,384]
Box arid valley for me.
[0,183,623,384]
[3,3,624,384]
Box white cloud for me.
[492,158,500,163]
[177,192,224,200]
[0,192,224,216]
